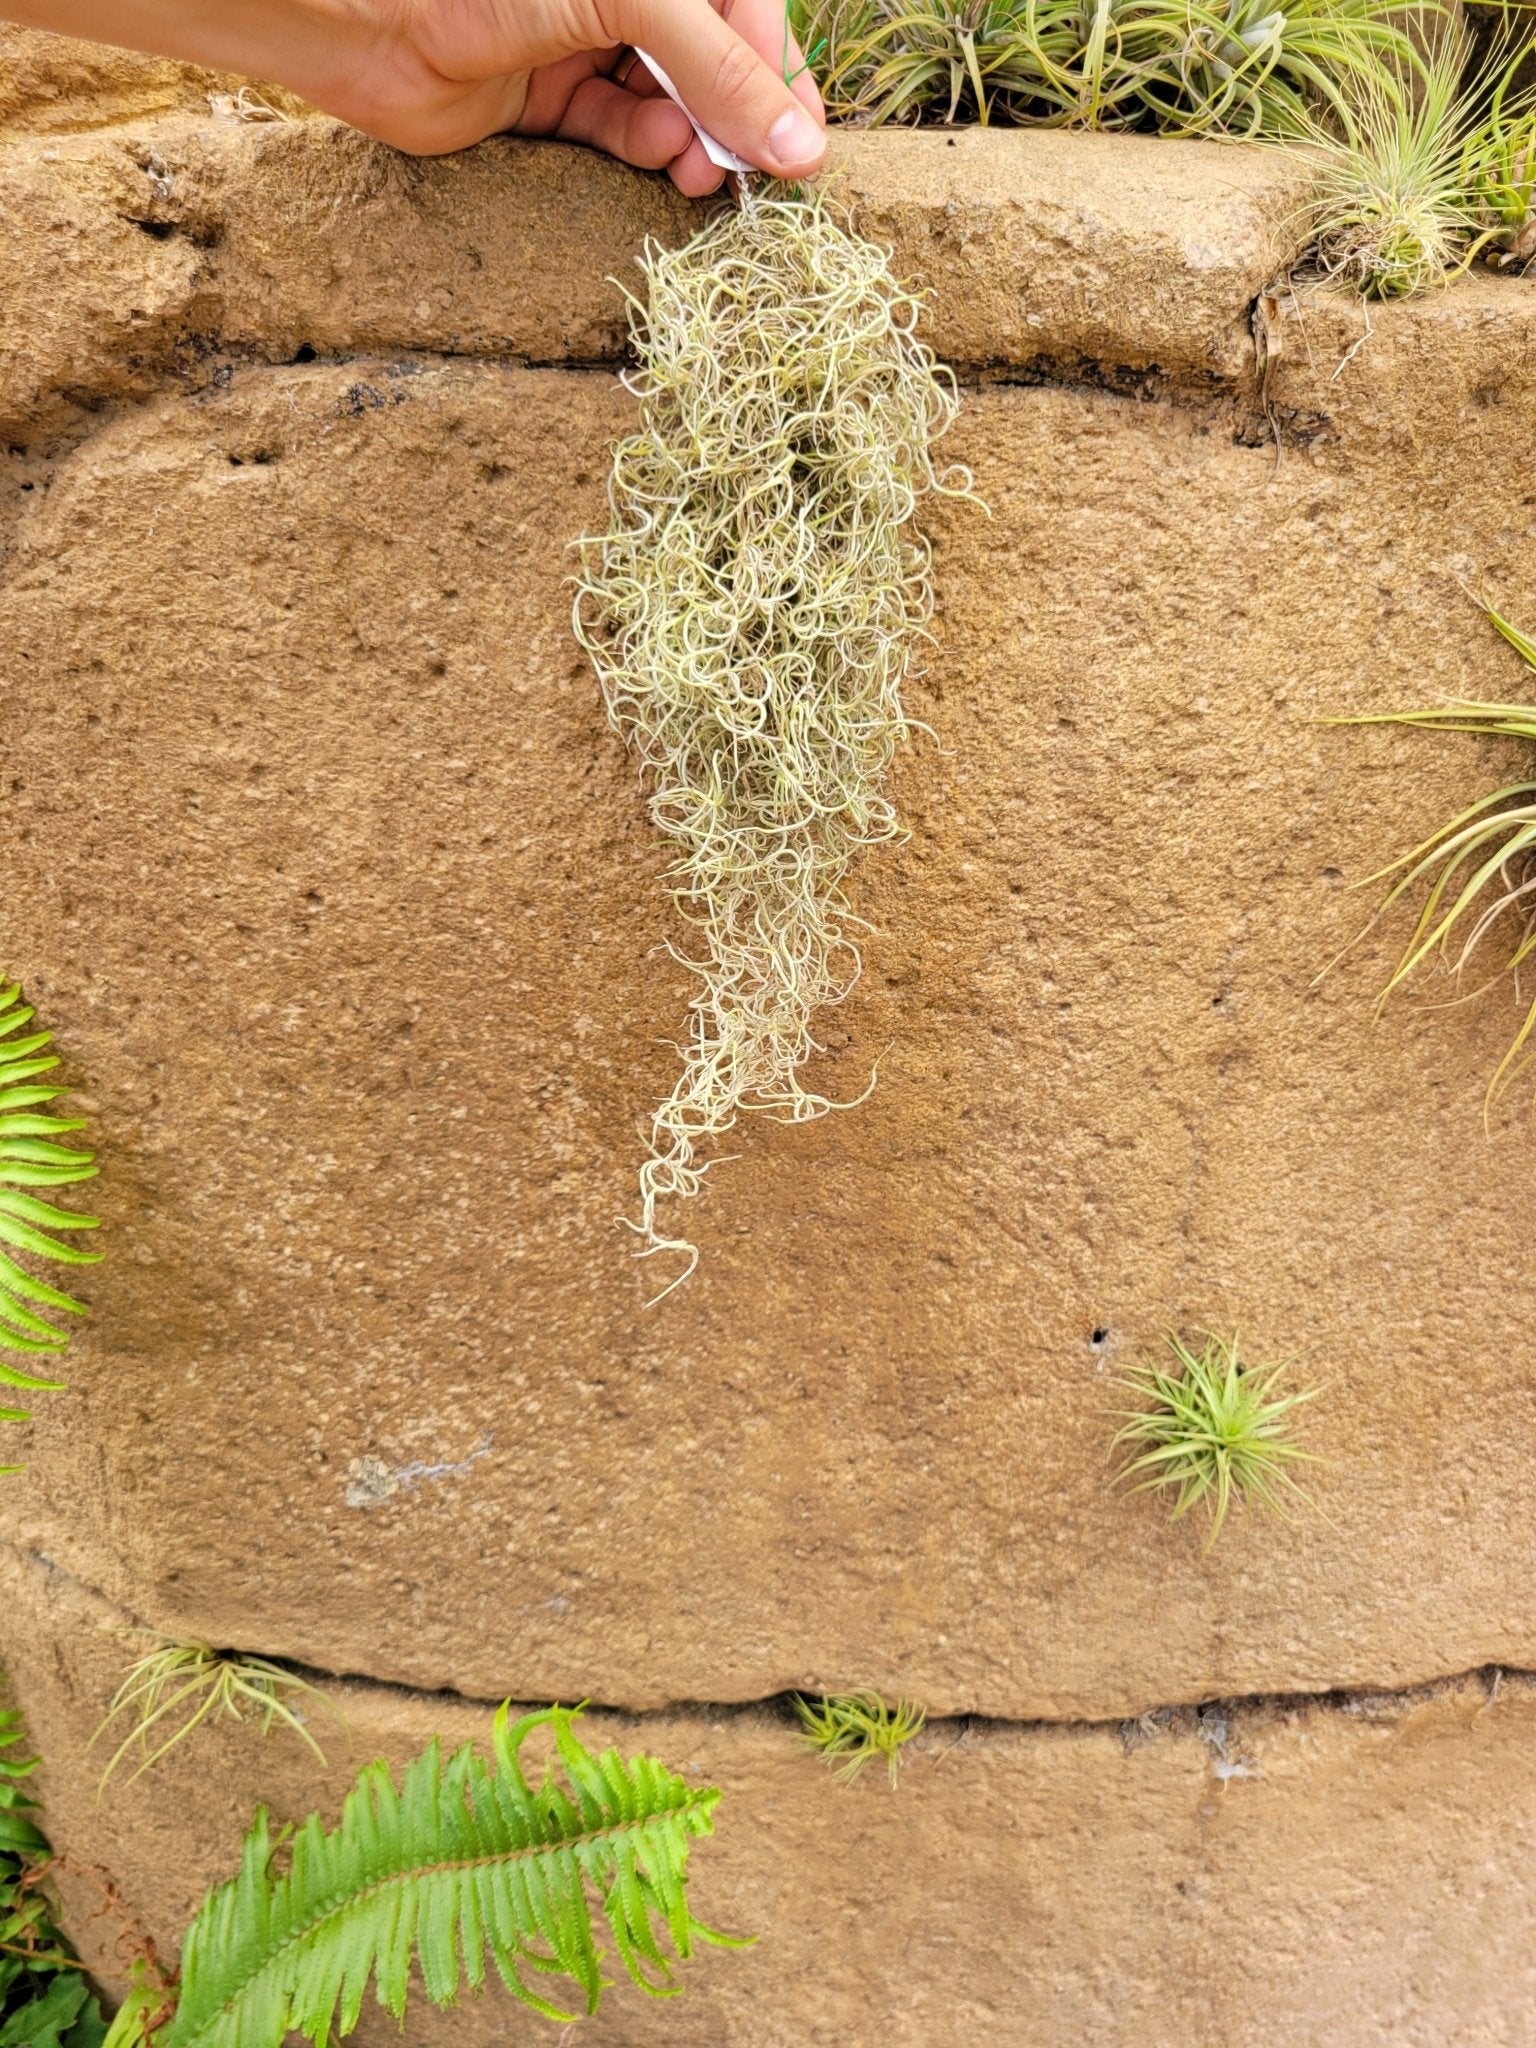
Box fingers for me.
[609,0,828,177]
[555,74,695,168]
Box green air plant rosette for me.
[574,182,975,1298]
[91,1641,344,1793]
[793,1689,926,1784]
[1112,1330,1322,1551]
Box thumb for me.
[616,0,827,177]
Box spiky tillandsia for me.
[793,1690,926,1783]
[1284,29,1515,299]
[1112,1331,1321,1551]
[1328,607,1536,1109]
[90,1643,343,1793]
[796,0,1421,134]
[573,184,974,1299]
[100,1705,742,2047]
[0,980,100,1473]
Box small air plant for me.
[91,1641,341,1792]
[793,1690,926,1783]
[1290,36,1488,298]
[1462,43,1536,270]
[1113,1331,1321,1551]
[1333,606,1536,1108]
[574,186,971,1297]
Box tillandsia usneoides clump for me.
[574,183,974,1299]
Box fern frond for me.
[0,983,100,1466]
[140,1705,742,2048]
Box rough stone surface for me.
[0,26,266,139]
[7,1549,1535,2048]
[0,111,1313,445]
[4,308,1536,1717]
[4,78,1536,2038]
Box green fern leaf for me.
[0,984,99,1455]
[144,1705,742,2048]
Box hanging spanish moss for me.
[574,185,971,1297]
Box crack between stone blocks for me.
[15,1541,1531,1743]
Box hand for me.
[341,0,829,193]
[2,0,827,192]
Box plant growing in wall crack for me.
[1113,1331,1321,1550]
[92,1642,342,1791]
[794,1690,926,1783]
[102,1705,743,2046]
[1332,605,1536,1103]
[574,187,974,1296]
[0,980,100,1471]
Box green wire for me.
[782,0,828,85]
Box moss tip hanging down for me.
[574,184,973,1299]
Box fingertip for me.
[668,134,728,196]
[765,104,827,176]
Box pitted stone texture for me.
[7,1550,1536,2048]
[0,115,1312,443]
[4,342,1536,1717]
[0,26,263,139]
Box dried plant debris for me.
[575,187,972,1296]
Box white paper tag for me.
[633,47,754,175]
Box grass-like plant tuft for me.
[1333,605,1536,1106]
[1113,1331,1320,1551]
[574,187,972,1296]
[91,1642,341,1792]
[1289,34,1489,297]
[1281,27,1536,296]
[793,1690,926,1783]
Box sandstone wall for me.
[2,27,1535,2046]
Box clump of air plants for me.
[574,187,971,1297]
[1333,605,1536,1106]
[791,0,1420,133]
[1112,1331,1321,1551]
[794,1689,926,1783]
[91,1640,342,1791]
